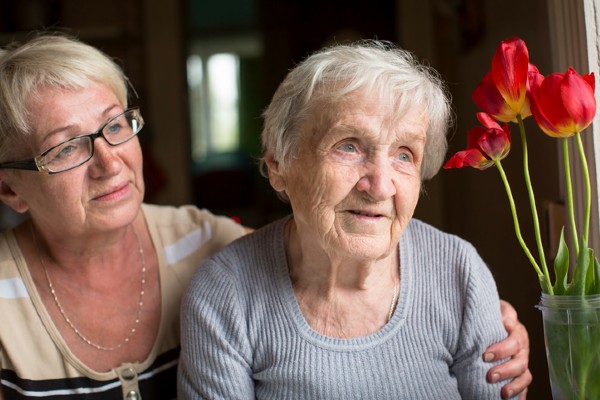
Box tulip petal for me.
[584,72,596,91]
[532,74,572,136]
[532,104,564,138]
[446,121,511,171]
[519,63,540,118]
[531,68,597,137]
[472,72,519,122]
[492,37,529,113]
[443,149,495,170]
[476,112,502,129]
[560,68,596,132]
[478,127,511,160]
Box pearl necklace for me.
[388,283,398,322]
[33,225,146,351]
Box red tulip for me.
[472,37,539,122]
[530,68,596,138]
[444,113,512,170]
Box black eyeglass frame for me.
[0,107,143,174]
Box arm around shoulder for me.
[452,252,515,399]
[485,300,532,399]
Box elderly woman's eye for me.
[338,143,357,152]
[397,152,411,162]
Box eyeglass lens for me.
[42,109,142,173]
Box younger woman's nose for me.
[88,139,123,177]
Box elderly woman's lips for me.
[349,210,384,218]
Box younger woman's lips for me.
[94,183,129,201]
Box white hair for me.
[260,40,453,182]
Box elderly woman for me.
[0,34,246,399]
[179,41,531,399]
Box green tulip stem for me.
[562,138,579,253]
[575,132,592,247]
[495,160,549,289]
[517,115,552,288]
[575,132,591,247]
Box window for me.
[548,0,600,251]
[188,53,240,160]
[187,35,262,163]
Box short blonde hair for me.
[0,33,129,160]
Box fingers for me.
[486,299,532,398]
[500,299,518,322]
[484,317,529,361]
[486,347,529,381]
[486,345,531,399]
[518,388,528,400]
[499,368,532,399]
[485,300,530,362]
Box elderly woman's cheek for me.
[288,172,334,225]
[392,177,420,225]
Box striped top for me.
[0,204,245,399]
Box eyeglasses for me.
[0,108,144,174]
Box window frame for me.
[548,0,600,252]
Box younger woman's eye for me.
[105,121,123,136]
[56,144,78,158]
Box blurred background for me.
[1,0,598,397]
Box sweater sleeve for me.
[178,257,254,400]
[450,249,514,400]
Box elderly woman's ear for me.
[264,155,287,193]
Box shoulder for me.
[141,203,246,248]
[186,216,289,293]
[0,228,24,282]
[202,216,288,271]
[405,219,479,258]
[0,229,16,267]
[404,219,491,283]
[142,203,241,232]
[0,229,25,297]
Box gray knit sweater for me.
[178,216,510,399]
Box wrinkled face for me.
[271,91,428,262]
[0,81,144,236]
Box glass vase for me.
[537,294,600,400]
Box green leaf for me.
[585,249,596,294]
[592,256,600,295]
[566,238,591,296]
[553,228,569,295]
[539,275,552,294]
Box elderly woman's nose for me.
[355,162,397,199]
